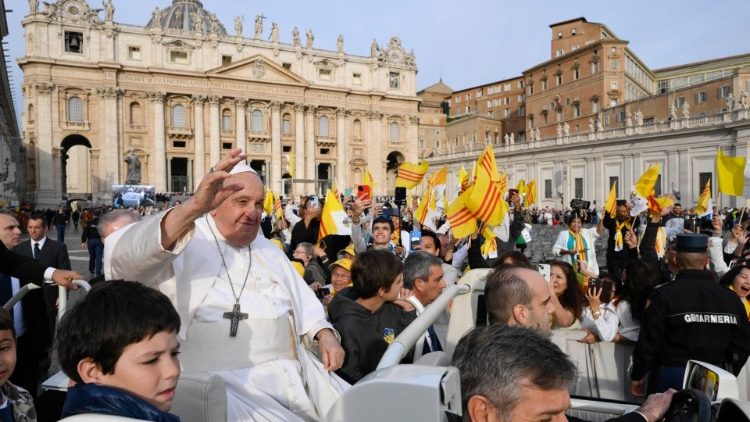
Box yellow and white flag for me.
[318,190,351,242]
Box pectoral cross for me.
[223,303,248,337]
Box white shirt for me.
[580,300,639,342]
[30,236,47,258]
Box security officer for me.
[630,233,750,396]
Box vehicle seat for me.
[414,351,450,367]
[170,372,227,422]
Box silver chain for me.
[205,215,252,306]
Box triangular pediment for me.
[207,55,308,86]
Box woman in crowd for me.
[719,263,750,320]
[552,211,604,279]
[579,260,658,343]
[548,261,586,328]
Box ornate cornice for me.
[146,91,166,102]
[191,94,208,105]
[96,87,123,98]
[207,95,221,105]
[34,83,55,95]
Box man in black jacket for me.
[631,233,750,395]
[453,324,674,422]
[603,200,641,279]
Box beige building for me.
[425,17,750,209]
[0,0,23,206]
[20,0,420,207]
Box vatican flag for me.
[318,190,351,243]
[287,153,295,178]
[717,148,746,196]
[605,181,618,218]
[695,179,712,217]
[263,189,274,215]
[395,161,429,189]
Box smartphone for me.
[507,189,518,209]
[308,195,320,209]
[538,263,551,282]
[588,278,613,303]
[357,185,371,201]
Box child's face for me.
[0,330,17,387]
[98,331,180,412]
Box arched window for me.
[67,96,83,122]
[172,104,186,128]
[221,108,232,133]
[251,110,263,132]
[390,122,400,142]
[129,102,142,126]
[319,116,329,137]
[282,114,291,135]
[353,119,362,140]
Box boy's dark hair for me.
[351,249,403,299]
[56,280,180,384]
[0,308,15,337]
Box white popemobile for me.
[13,271,749,422]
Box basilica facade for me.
[20,0,419,206]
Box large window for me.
[574,178,583,199]
[221,109,232,133]
[67,97,84,122]
[319,116,329,137]
[282,114,291,135]
[544,179,553,199]
[695,91,708,104]
[251,110,263,132]
[390,122,400,142]
[353,119,362,140]
[171,104,186,128]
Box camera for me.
[316,287,330,299]
[570,198,591,210]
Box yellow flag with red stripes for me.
[464,145,508,226]
[525,179,537,208]
[695,179,712,216]
[396,161,429,189]
[447,189,478,239]
[605,181,618,218]
[364,168,376,192]
[263,189,274,215]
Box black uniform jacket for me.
[632,269,750,380]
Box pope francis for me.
[104,149,347,421]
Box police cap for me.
[675,233,708,253]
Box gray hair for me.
[98,209,141,239]
[403,251,443,289]
[296,242,314,257]
[484,266,532,325]
[451,325,577,420]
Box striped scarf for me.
[614,219,632,252]
[567,230,587,265]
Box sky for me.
[5,0,750,125]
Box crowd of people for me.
[1,148,749,421]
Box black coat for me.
[632,269,750,381]
[0,241,46,285]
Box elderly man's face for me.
[211,172,264,248]
[0,214,22,248]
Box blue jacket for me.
[62,383,180,422]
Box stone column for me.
[208,96,221,166]
[408,115,419,161]
[192,95,207,185]
[335,108,347,188]
[34,83,57,205]
[294,104,305,195]
[235,98,247,152]
[148,91,167,192]
[97,87,122,187]
[305,105,316,193]
[368,111,382,194]
[270,101,282,194]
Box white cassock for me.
[104,210,345,421]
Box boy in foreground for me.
[0,308,36,421]
[56,281,181,421]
